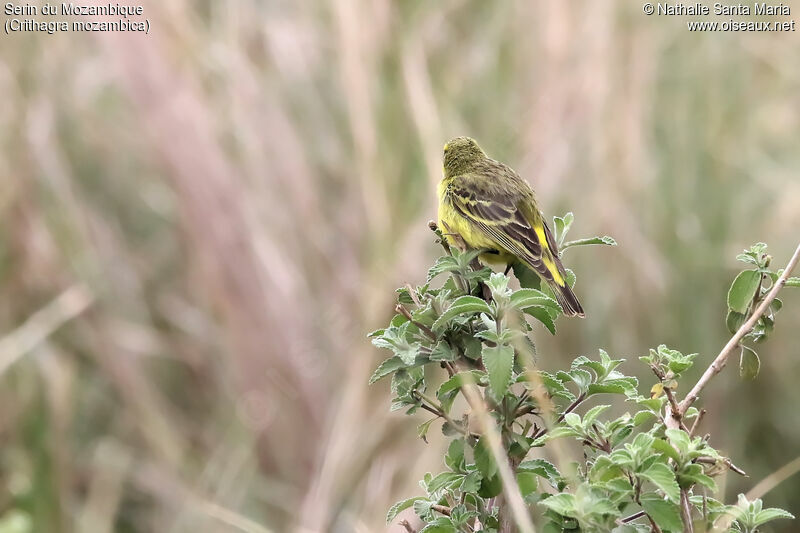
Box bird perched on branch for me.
[437,136,584,317]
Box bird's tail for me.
[549,281,585,318]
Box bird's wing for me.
[445,173,559,284]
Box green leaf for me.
[486,272,512,300]
[561,236,617,251]
[640,494,683,532]
[532,426,580,446]
[437,371,483,397]
[557,368,592,393]
[427,472,462,493]
[739,345,760,380]
[517,472,538,499]
[512,260,542,290]
[427,255,459,282]
[445,439,465,472]
[638,463,680,502]
[518,459,562,488]
[785,276,800,288]
[387,496,425,522]
[430,341,457,362]
[474,437,498,479]
[753,507,795,527]
[588,378,638,397]
[370,355,427,384]
[665,429,691,457]
[462,336,482,360]
[482,344,515,401]
[460,471,481,493]
[510,289,559,311]
[478,473,502,498]
[727,270,761,313]
[420,518,457,533]
[523,305,557,335]
[554,212,575,248]
[630,433,655,455]
[563,412,582,431]
[650,438,680,463]
[726,309,747,335]
[564,268,577,289]
[437,371,484,411]
[432,296,493,331]
[633,411,656,427]
[678,464,717,491]
[369,356,405,384]
[583,404,611,426]
[539,493,577,517]
[417,419,435,442]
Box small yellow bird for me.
[437,137,584,317]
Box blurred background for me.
[1,1,799,531]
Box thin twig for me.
[413,390,468,436]
[619,510,646,524]
[678,243,800,414]
[399,520,418,533]
[396,304,437,341]
[431,504,452,516]
[680,490,694,533]
[689,409,707,437]
[531,393,587,441]
[429,220,452,255]
[662,386,690,432]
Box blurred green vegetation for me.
[0,1,798,531]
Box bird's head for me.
[443,136,486,178]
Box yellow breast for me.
[437,181,501,252]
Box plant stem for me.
[396,304,437,341]
[414,390,468,436]
[531,393,586,441]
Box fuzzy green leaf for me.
[726,309,747,335]
[429,341,458,362]
[427,256,459,282]
[727,270,761,314]
[518,459,562,488]
[445,439,465,472]
[638,463,680,503]
[511,260,542,290]
[561,235,617,251]
[539,493,576,517]
[387,497,425,522]
[482,344,514,401]
[739,345,760,380]
[554,212,575,248]
[370,355,427,384]
[640,494,683,531]
[523,305,557,335]
[474,437,498,479]
[420,518,457,533]
[753,507,795,527]
[583,404,612,426]
[510,289,560,311]
[432,296,493,331]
